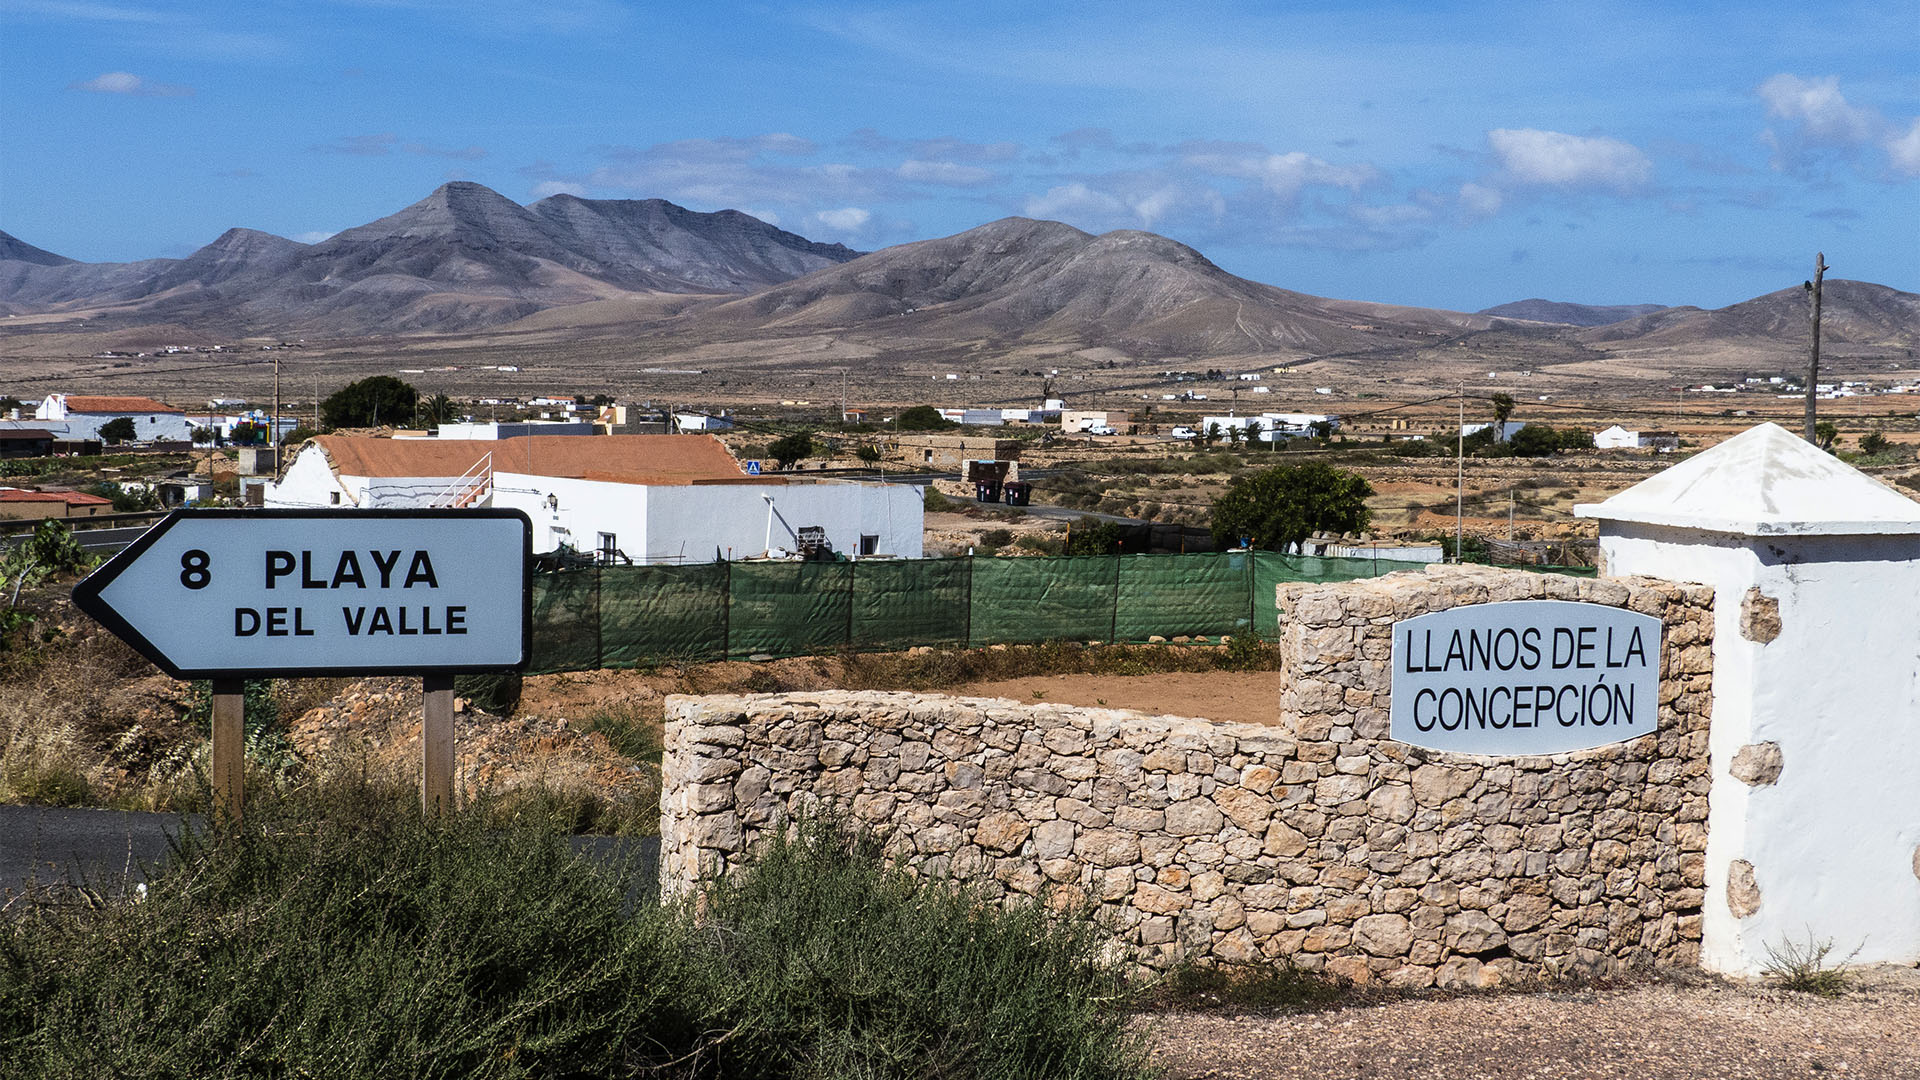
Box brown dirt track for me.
[1145,967,1920,1080]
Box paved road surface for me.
[0,804,191,905]
[0,804,660,907]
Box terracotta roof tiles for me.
[62,396,181,414]
[312,434,757,486]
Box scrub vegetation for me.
[0,784,1150,1079]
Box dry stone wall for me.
[662,566,1714,987]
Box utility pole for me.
[271,354,282,474]
[1455,384,1465,563]
[1804,252,1827,443]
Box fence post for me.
[964,554,974,649]
[845,559,856,651]
[1110,552,1121,644]
[721,559,732,661]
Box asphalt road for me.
[0,803,661,907]
[0,804,191,905]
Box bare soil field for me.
[1146,967,1920,1080]
[952,671,1281,726]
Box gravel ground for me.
[1146,966,1920,1079]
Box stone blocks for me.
[661,566,1712,981]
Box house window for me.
[598,532,617,557]
[860,534,879,556]
[329,491,341,505]
[923,449,933,462]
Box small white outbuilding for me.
[1577,423,1920,975]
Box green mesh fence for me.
[851,558,969,651]
[968,556,1119,646]
[1114,552,1252,642]
[727,561,854,659]
[598,563,728,665]
[526,551,1553,673]
[528,570,600,674]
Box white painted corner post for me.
[1578,423,1920,974]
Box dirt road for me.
[1145,968,1920,1079]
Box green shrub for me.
[0,786,1148,1079]
[1014,532,1066,555]
[923,486,952,512]
[1762,931,1861,997]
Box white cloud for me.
[1759,74,1878,146]
[1458,182,1503,219]
[293,230,335,244]
[586,135,875,212]
[1487,128,1651,191]
[1182,149,1378,199]
[1128,187,1181,228]
[1024,182,1127,221]
[898,159,996,186]
[530,180,586,199]
[1349,202,1432,228]
[813,207,871,231]
[1886,118,1920,178]
[68,71,192,96]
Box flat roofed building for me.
[266,434,921,563]
[35,394,192,443]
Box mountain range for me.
[0,182,860,333]
[3,181,1915,367]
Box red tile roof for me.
[62,396,181,414]
[312,434,765,486]
[0,489,113,505]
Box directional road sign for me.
[74,509,531,679]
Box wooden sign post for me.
[422,675,455,815]
[210,679,245,821]
[74,509,531,821]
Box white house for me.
[673,412,733,432]
[264,434,922,564]
[1594,424,1639,450]
[1200,413,1338,442]
[1261,412,1338,437]
[1594,425,1681,452]
[1461,420,1526,442]
[1062,410,1128,434]
[434,421,598,440]
[35,394,193,443]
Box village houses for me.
[265,434,922,563]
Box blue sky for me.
[3,0,1916,311]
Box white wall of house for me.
[491,476,923,563]
[492,472,647,558]
[649,482,923,563]
[36,396,192,442]
[263,444,469,508]
[1061,410,1126,433]
[436,421,598,440]
[1594,425,1639,449]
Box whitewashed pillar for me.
[1579,423,1920,974]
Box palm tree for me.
[1490,392,1515,441]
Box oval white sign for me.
[1389,600,1662,755]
